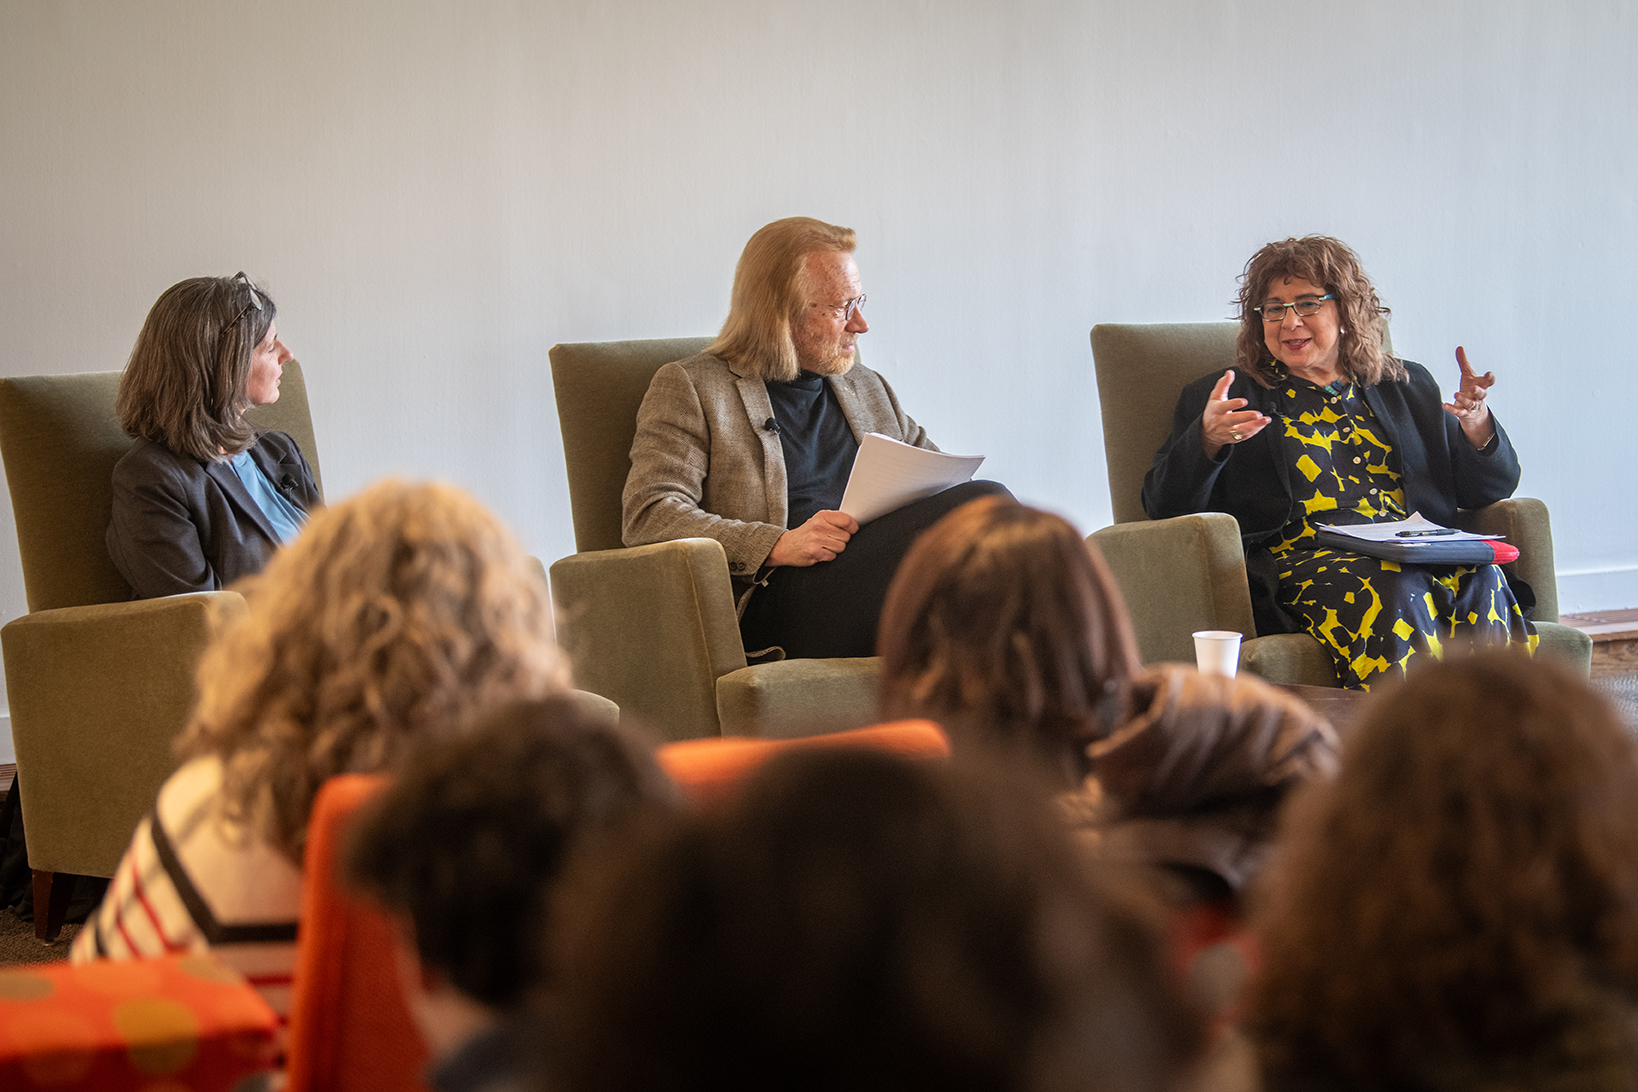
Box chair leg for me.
[32,869,72,942]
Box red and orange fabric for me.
[0,951,277,1091]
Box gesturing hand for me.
[1200,369,1273,459]
[1442,346,1496,448]
[768,510,859,567]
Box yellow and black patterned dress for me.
[1268,375,1536,690]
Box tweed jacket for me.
[622,351,935,587]
[107,430,322,600]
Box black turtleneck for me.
[766,370,859,528]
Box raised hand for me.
[1201,369,1273,459]
[768,509,859,567]
[1442,346,1496,448]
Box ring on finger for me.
[1230,429,1243,442]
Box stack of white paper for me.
[838,433,985,525]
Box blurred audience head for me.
[877,496,1142,786]
[1250,651,1638,1088]
[550,746,1202,1092]
[346,694,676,1057]
[179,478,569,862]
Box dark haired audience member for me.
[877,495,1336,904]
[1250,651,1638,1090]
[549,747,1204,1092]
[347,695,677,1092]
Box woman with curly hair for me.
[877,495,1335,903]
[1248,651,1638,1089]
[1144,236,1534,689]
[72,479,569,1017]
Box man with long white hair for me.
[623,216,1005,659]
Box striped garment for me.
[71,755,303,1019]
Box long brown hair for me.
[1233,236,1404,389]
[178,479,570,863]
[1249,651,1638,1087]
[118,275,275,460]
[877,497,1143,786]
[708,217,855,382]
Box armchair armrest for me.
[716,657,881,740]
[550,539,747,741]
[1,591,246,877]
[1089,513,1257,665]
[1453,497,1558,622]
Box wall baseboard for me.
[1556,569,1638,616]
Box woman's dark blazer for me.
[1141,359,1524,636]
[106,430,321,599]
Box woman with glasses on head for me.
[1143,236,1533,690]
[108,274,321,599]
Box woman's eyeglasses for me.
[1254,294,1334,322]
[221,271,265,331]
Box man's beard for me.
[803,341,855,376]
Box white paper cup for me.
[1192,630,1242,678]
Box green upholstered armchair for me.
[1087,323,1590,685]
[548,338,880,741]
[0,362,321,939]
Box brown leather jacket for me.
[1061,665,1338,895]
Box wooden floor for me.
[1561,609,1638,679]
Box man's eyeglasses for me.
[1254,294,1334,322]
[221,271,265,332]
[815,294,866,322]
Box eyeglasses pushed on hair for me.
[815,294,866,322]
[1254,294,1334,322]
[221,271,265,331]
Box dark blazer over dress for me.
[1142,359,1526,636]
[107,431,321,599]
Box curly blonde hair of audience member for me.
[177,479,570,863]
[1234,235,1405,389]
[117,274,277,461]
[877,496,1143,787]
[708,216,856,382]
[549,748,1203,1092]
[1248,651,1638,1089]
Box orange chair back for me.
[657,720,950,808]
[285,774,431,1092]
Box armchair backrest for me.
[1090,323,1390,525]
[1090,323,1241,525]
[0,362,319,612]
[657,720,950,810]
[0,371,128,611]
[549,337,713,553]
[285,773,432,1092]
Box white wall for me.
[1,0,1634,713]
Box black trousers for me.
[738,480,1013,660]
